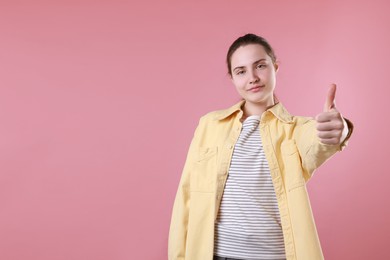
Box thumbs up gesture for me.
[315,84,349,145]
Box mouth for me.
[248,85,264,91]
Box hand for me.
[315,84,349,145]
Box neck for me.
[242,99,275,118]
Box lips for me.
[248,85,264,91]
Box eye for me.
[257,64,267,69]
[235,70,245,75]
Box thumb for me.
[324,83,337,112]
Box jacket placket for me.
[214,112,243,220]
[260,116,296,260]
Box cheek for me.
[267,70,276,80]
[232,78,246,89]
[259,70,271,79]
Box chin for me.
[246,96,265,103]
[248,96,273,105]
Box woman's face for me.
[230,44,278,107]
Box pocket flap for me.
[281,140,298,155]
[197,147,218,162]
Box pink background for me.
[0,1,389,259]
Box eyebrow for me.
[233,58,267,71]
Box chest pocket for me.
[190,147,218,193]
[281,140,305,191]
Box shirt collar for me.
[213,99,293,123]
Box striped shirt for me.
[214,115,286,260]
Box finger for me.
[317,130,342,139]
[316,123,337,131]
[315,111,341,122]
[324,83,337,112]
[316,121,344,131]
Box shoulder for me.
[268,102,315,127]
[192,103,240,137]
[200,110,223,121]
[195,110,224,130]
[292,115,315,125]
[200,100,245,122]
[197,100,243,123]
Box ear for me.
[274,62,279,73]
[229,73,234,83]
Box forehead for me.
[231,44,270,67]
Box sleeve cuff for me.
[339,117,354,151]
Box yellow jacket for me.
[168,100,353,260]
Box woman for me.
[168,33,353,260]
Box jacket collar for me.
[213,99,293,123]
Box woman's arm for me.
[294,84,354,181]
[293,115,353,182]
[168,118,202,260]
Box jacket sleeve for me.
[168,117,202,260]
[294,117,354,182]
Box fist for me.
[315,84,348,145]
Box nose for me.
[249,69,260,84]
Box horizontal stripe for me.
[214,115,286,260]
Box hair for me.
[226,33,277,76]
